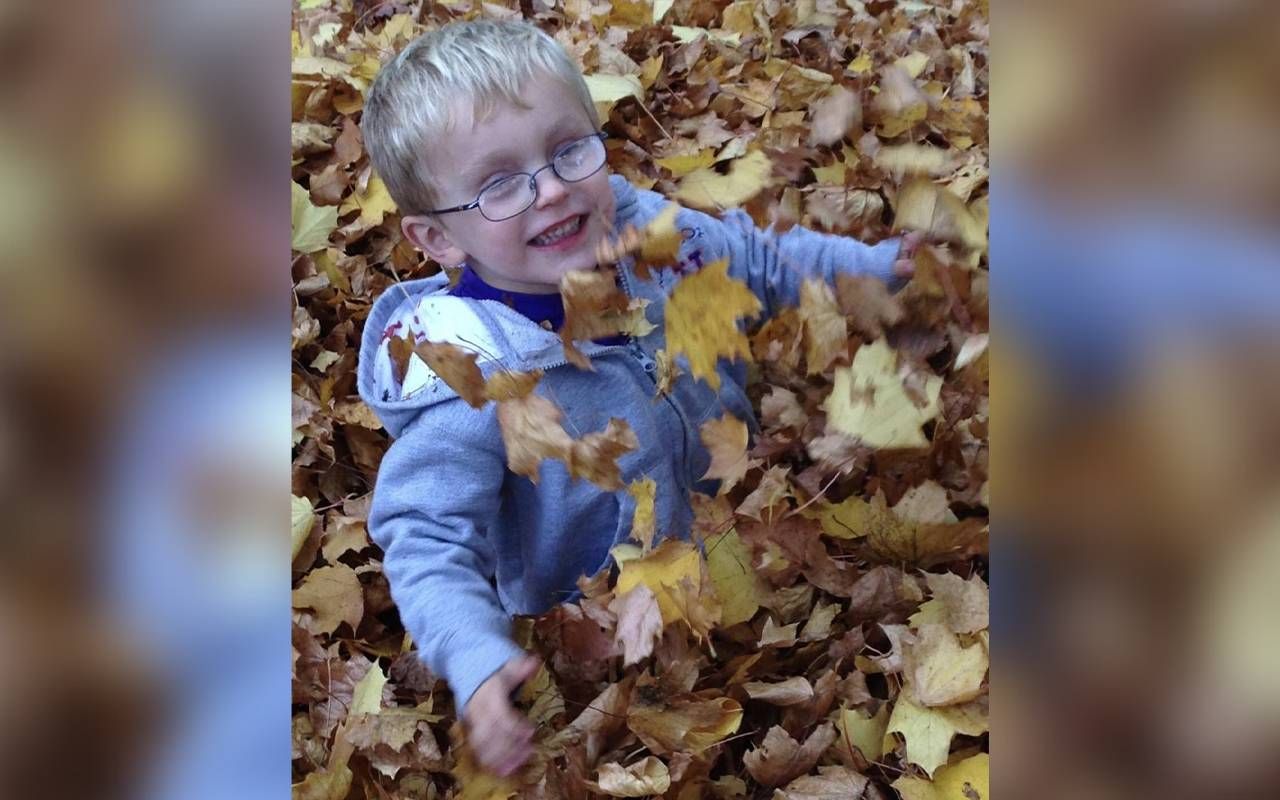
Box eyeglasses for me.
[428,132,608,222]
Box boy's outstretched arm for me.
[367,404,533,770]
[678,204,915,315]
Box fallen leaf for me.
[292,495,316,561]
[615,539,703,627]
[699,413,751,491]
[835,704,890,763]
[892,752,989,800]
[909,573,989,634]
[292,564,364,636]
[904,624,988,706]
[743,723,837,787]
[822,339,942,449]
[884,694,987,777]
[743,676,814,706]
[589,756,671,797]
[798,279,848,375]
[776,764,869,800]
[292,181,338,253]
[834,273,905,340]
[627,692,743,755]
[704,527,769,626]
[610,584,664,666]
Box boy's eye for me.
[483,175,525,200]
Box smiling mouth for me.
[529,215,585,247]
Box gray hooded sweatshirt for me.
[357,175,903,710]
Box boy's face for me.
[402,75,615,294]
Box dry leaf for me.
[699,413,751,491]
[674,150,773,211]
[590,756,671,797]
[665,258,762,389]
[610,584,664,666]
[743,723,837,787]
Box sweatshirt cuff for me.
[863,237,905,289]
[441,629,528,714]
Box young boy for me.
[357,19,918,776]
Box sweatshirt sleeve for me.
[680,205,905,317]
[366,400,525,713]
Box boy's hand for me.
[893,231,926,279]
[464,654,541,777]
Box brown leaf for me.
[743,722,838,787]
[627,689,744,755]
[798,279,848,375]
[834,274,905,341]
[699,413,751,492]
[413,340,486,408]
[588,756,671,797]
[609,585,664,666]
[496,394,637,490]
[292,564,364,636]
[776,765,870,800]
[743,676,814,706]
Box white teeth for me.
[531,216,582,246]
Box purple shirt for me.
[450,266,628,346]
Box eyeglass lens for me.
[478,135,605,221]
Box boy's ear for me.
[401,215,467,267]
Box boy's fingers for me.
[893,258,915,278]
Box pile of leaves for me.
[291,0,988,798]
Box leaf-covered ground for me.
[291,0,988,797]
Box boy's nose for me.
[532,168,568,208]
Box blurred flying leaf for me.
[674,150,774,211]
[665,258,762,389]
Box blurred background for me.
[0,1,287,799]
[994,0,1280,797]
[0,0,1276,798]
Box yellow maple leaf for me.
[884,694,987,778]
[291,181,337,253]
[615,538,703,627]
[822,339,941,448]
[655,150,716,178]
[835,704,890,762]
[904,624,989,706]
[339,174,397,228]
[664,258,762,389]
[674,150,773,211]
[705,528,769,626]
[892,752,989,800]
[583,72,643,118]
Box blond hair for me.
[362,19,600,216]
